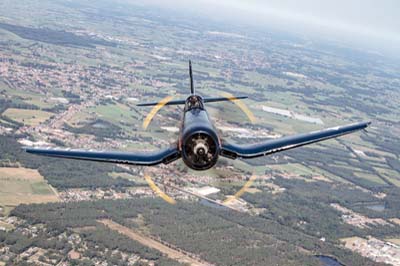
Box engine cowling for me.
[182,132,219,170]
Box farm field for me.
[0,167,59,207]
[2,108,53,126]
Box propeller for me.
[140,92,258,205]
[144,173,176,204]
[142,95,174,130]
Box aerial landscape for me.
[0,0,400,265]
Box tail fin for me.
[136,60,248,107]
[189,60,195,95]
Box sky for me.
[144,0,400,54]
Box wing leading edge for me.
[220,121,371,159]
[24,146,181,166]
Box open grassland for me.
[340,237,364,246]
[2,108,53,126]
[353,172,387,185]
[89,103,136,124]
[383,175,400,187]
[64,110,94,127]
[0,167,59,207]
[1,87,55,109]
[0,220,14,231]
[385,238,400,245]
[308,166,351,183]
[0,167,45,181]
[270,163,315,177]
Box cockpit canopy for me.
[185,95,204,111]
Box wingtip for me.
[230,96,248,100]
[23,146,52,154]
[361,121,372,128]
[363,121,372,132]
[23,146,37,154]
[355,121,371,128]
[136,102,156,107]
[23,146,37,153]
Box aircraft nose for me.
[194,141,208,156]
[198,148,205,155]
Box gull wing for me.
[220,121,370,159]
[24,145,181,166]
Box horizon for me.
[140,0,400,57]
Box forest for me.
[8,197,385,266]
[0,22,116,48]
[0,135,135,189]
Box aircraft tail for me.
[189,60,195,95]
[136,60,247,106]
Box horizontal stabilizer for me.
[136,96,247,107]
[136,99,186,107]
[203,96,247,103]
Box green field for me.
[0,167,59,208]
[2,108,53,126]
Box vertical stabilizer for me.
[189,60,195,95]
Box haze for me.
[145,0,400,55]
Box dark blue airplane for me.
[25,61,371,171]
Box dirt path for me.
[98,219,212,266]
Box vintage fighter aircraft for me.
[25,61,371,170]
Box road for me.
[98,219,213,266]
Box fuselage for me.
[179,95,220,170]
